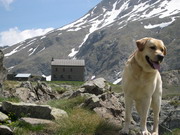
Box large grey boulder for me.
[51,107,68,120]
[13,87,31,102]
[81,78,111,95]
[0,125,13,135]
[84,92,125,126]
[2,101,67,120]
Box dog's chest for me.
[134,72,156,83]
[126,71,158,97]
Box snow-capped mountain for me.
[3,0,180,82]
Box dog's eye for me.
[160,48,164,52]
[150,46,156,50]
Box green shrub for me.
[13,127,30,135]
[55,108,120,135]
[13,121,45,135]
[0,97,20,102]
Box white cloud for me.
[0,27,54,46]
[0,0,15,10]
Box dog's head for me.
[136,37,167,71]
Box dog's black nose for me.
[157,54,164,62]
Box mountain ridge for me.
[3,0,180,82]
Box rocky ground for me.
[0,78,179,135]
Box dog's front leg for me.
[121,96,133,134]
[151,95,162,135]
[138,98,152,135]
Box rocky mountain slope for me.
[3,0,180,82]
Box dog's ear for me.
[163,46,167,55]
[136,38,149,51]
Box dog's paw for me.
[141,130,151,135]
[151,132,158,135]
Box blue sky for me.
[0,0,101,46]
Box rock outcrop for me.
[0,77,179,135]
[60,78,125,126]
[2,101,67,120]
[2,81,58,103]
[0,101,67,134]
[59,78,180,134]
[82,78,111,95]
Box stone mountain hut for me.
[51,59,85,81]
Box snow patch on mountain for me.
[38,47,45,53]
[91,75,96,80]
[159,0,180,18]
[79,34,90,48]
[58,13,90,31]
[5,44,23,57]
[139,0,180,19]
[27,38,37,44]
[100,1,121,27]
[5,41,37,57]
[58,33,62,36]
[68,48,78,57]
[116,0,180,28]
[113,78,122,84]
[28,48,33,52]
[144,17,176,29]
[40,36,46,40]
[67,27,81,32]
[29,45,39,56]
[8,66,15,71]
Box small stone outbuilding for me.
[15,73,32,81]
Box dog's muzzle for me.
[157,54,164,62]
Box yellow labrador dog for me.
[121,37,166,135]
